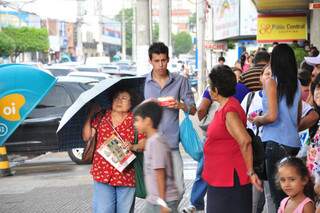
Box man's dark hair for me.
[209,65,236,97]
[253,51,270,65]
[134,101,163,129]
[300,60,314,73]
[218,56,225,62]
[148,42,169,60]
[298,68,312,86]
[257,47,267,52]
[310,47,319,57]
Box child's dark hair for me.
[134,101,163,129]
[148,42,169,60]
[277,157,315,201]
[298,68,312,87]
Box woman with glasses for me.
[82,89,144,213]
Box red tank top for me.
[202,97,250,187]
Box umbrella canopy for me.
[0,64,56,145]
[57,76,145,150]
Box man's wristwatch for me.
[247,170,255,177]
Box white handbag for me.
[198,101,219,131]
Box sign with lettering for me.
[257,15,307,43]
[204,41,227,51]
[0,64,56,145]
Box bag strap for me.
[246,92,255,115]
[89,110,105,141]
[245,92,261,136]
[105,118,126,143]
[134,129,138,145]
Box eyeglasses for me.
[114,96,130,102]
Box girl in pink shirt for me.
[277,157,315,213]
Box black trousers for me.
[207,172,252,213]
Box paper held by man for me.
[97,134,136,172]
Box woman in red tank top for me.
[202,65,262,213]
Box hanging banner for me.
[257,14,307,43]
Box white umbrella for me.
[56,76,145,149]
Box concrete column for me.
[197,0,206,97]
[136,0,151,76]
[310,10,320,49]
[159,0,170,46]
[132,0,137,62]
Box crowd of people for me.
[82,41,320,213]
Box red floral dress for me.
[91,110,142,187]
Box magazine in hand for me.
[97,134,136,172]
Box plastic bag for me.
[179,113,203,161]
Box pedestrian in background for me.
[240,51,270,91]
[134,101,179,213]
[202,65,262,213]
[218,56,225,65]
[250,44,302,209]
[144,42,196,201]
[240,52,251,72]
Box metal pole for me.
[197,0,206,97]
[76,0,84,62]
[132,0,137,62]
[121,0,126,60]
[136,0,151,76]
[96,0,103,56]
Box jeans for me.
[93,181,135,213]
[144,200,179,213]
[264,141,300,209]
[172,150,185,200]
[190,157,207,210]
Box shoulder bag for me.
[245,92,266,180]
[132,130,146,198]
[82,110,105,164]
[199,101,219,131]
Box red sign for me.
[310,3,320,9]
[205,41,227,51]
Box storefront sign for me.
[102,18,121,46]
[205,41,227,51]
[240,0,257,36]
[257,15,307,43]
[213,0,240,41]
[310,3,320,9]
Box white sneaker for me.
[182,205,196,213]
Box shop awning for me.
[252,0,309,12]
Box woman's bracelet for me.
[247,170,255,177]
